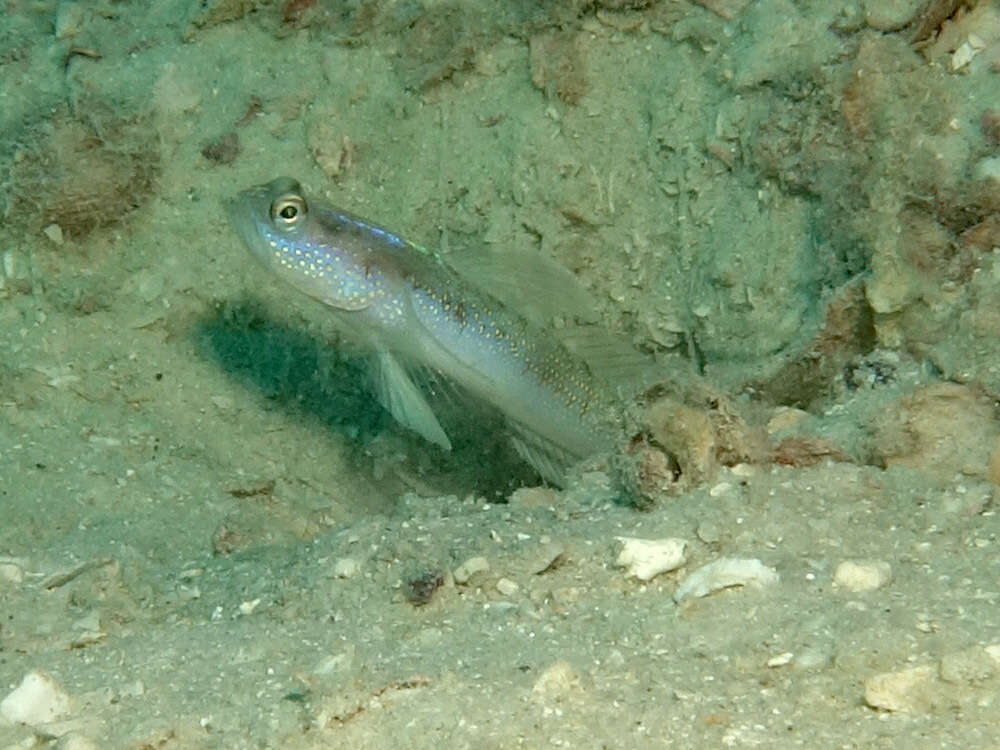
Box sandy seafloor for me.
[3,0,1000,747]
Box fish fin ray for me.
[372,351,452,450]
[508,421,580,487]
[447,247,596,327]
[555,326,659,393]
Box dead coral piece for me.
[235,95,263,128]
[771,436,849,468]
[875,382,1000,482]
[281,0,319,26]
[865,646,1000,714]
[6,107,159,243]
[630,439,680,498]
[399,5,482,90]
[694,0,751,21]
[864,665,938,712]
[864,0,925,32]
[308,112,355,180]
[982,110,1000,145]
[842,34,957,143]
[529,31,588,105]
[841,32,997,357]
[754,279,875,408]
[919,1,1000,71]
[596,0,655,9]
[645,385,762,488]
[866,207,957,316]
[911,0,974,45]
[201,131,240,165]
[647,399,718,487]
[960,213,1000,252]
[186,0,261,35]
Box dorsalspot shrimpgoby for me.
[227,177,642,486]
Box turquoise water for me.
[2,1,1000,746]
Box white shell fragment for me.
[673,557,779,602]
[766,652,795,668]
[616,537,688,581]
[951,35,984,71]
[0,671,72,727]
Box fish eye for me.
[270,193,307,227]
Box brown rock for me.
[876,383,1000,481]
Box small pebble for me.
[453,555,489,585]
[405,571,443,606]
[833,559,892,592]
[531,660,581,702]
[766,407,809,434]
[333,557,360,578]
[56,734,100,750]
[974,156,1000,183]
[696,521,721,544]
[496,577,519,596]
[42,223,64,246]
[985,643,1000,667]
[0,560,24,584]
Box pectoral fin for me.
[372,351,452,450]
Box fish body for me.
[227,177,623,483]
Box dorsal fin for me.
[446,246,597,327]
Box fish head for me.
[226,177,372,311]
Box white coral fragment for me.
[616,537,688,581]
